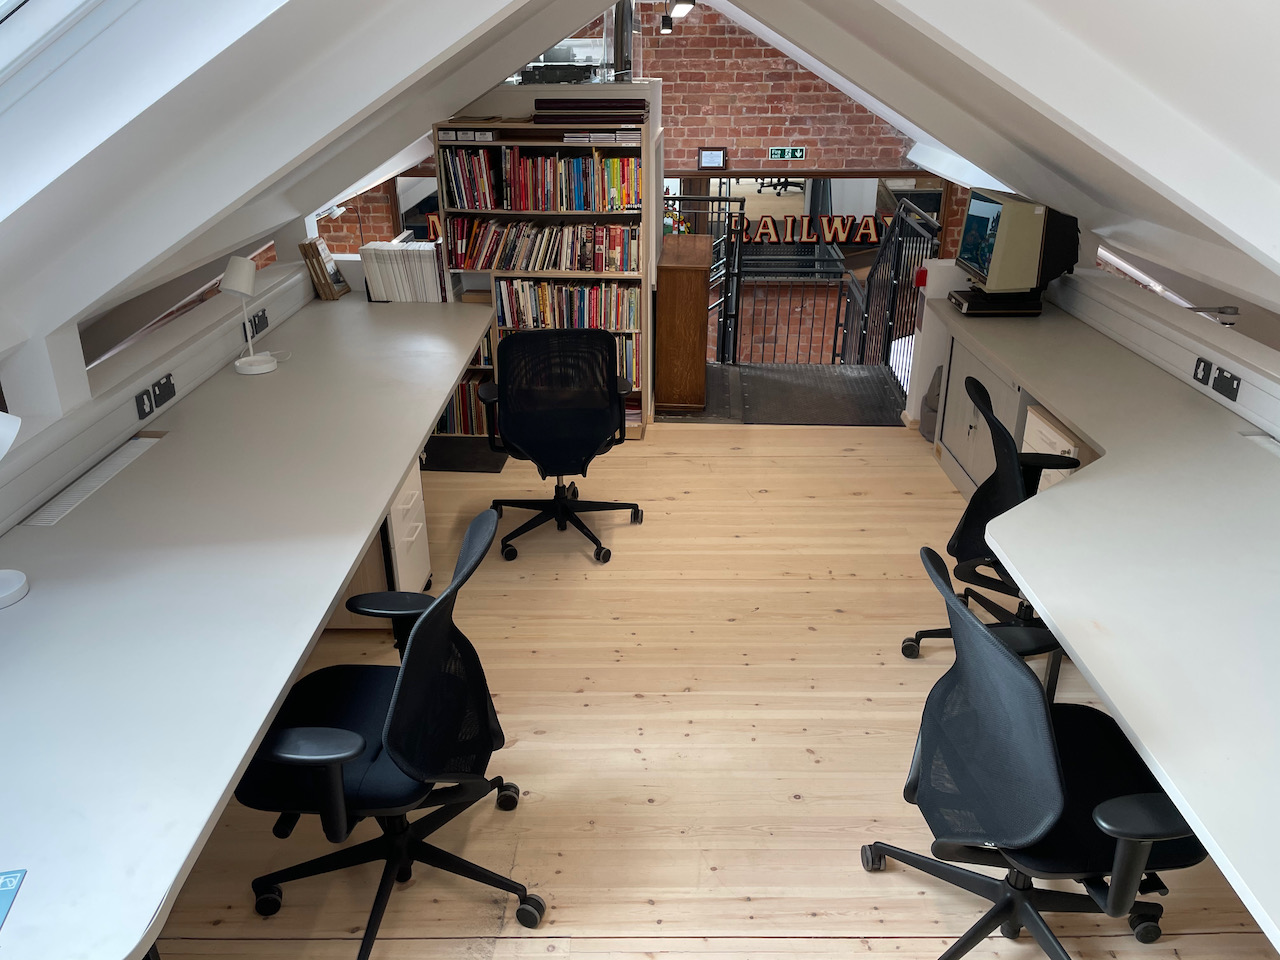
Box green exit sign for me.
[768,147,807,161]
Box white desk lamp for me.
[223,256,277,375]
[0,411,27,607]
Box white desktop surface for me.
[0,297,491,960]
[936,299,1280,948]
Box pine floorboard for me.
[159,423,1275,960]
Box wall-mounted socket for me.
[242,308,269,340]
[1212,367,1242,402]
[152,373,176,408]
[1193,357,1213,385]
[135,389,154,420]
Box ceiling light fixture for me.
[660,13,673,34]
[671,1,695,16]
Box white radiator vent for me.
[23,436,161,526]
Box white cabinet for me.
[386,463,432,593]
[1022,405,1096,491]
[327,460,432,630]
[939,339,1021,487]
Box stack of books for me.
[436,373,491,435]
[563,132,592,145]
[359,241,450,302]
[495,278,641,332]
[298,238,351,300]
[441,147,641,213]
[447,219,640,274]
[532,98,648,126]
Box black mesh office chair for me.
[904,377,1078,665]
[479,328,642,564]
[863,547,1207,960]
[234,511,544,960]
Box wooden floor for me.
[159,423,1275,960]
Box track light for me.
[660,13,673,34]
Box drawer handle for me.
[399,489,421,511]
[401,522,424,544]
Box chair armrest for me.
[476,381,504,454]
[903,732,923,805]
[617,377,634,397]
[1019,452,1080,495]
[1019,452,1081,472]
[1091,793,1193,917]
[264,727,365,842]
[1094,793,1192,841]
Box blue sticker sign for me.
[0,870,25,930]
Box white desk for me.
[933,299,1280,949]
[0,296,491,960]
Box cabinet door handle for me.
[401,522,424,544]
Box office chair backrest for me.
[914,547,1065,849]
[383,509,503,783]
[947,376,1028,562]
[496,329,622,477]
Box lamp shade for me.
[0,411,18,461]
[221,256,257,299]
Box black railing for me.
[846,199,939,391]
[663,195,745,364]
[735,245,854,364]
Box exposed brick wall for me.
[250,243,277,269]
[938,186,970,260]
[635,2,915,173]
[317,181,399,254]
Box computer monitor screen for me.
[957,193,1003,282]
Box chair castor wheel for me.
[1129,914,1162,943]
[631,507,643,524]
[253,883,283,917]
[396,864,413,883]
[861,845,886,872]
[1000,921,1022,940]
[516,893,547,928]
[496,782,520,811]
[901,638,920,659]
[493,504,503,518]
[594,546,611,564]
[568,482,579,499]
[423,577,432,592]
[556,519,568,531]
[502,545,518,561]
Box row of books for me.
[298,238,351,300]
[446,218,641,274]
[440,147,641,213]
[470,335,492,368]
[359,241,449,303]
[495,278,641,333]
[436,373,491,436]
[494,326,640,389]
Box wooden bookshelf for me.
[433,97,659,440]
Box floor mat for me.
[740,363,905,426]
[419,436,509,473]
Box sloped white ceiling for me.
[714,0,1280,312]
[5,0,1280,365]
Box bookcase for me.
[431,87,661,440]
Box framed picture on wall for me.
[697,147,728,171]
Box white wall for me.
[828,178,878,218]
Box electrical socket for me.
[1212,367,1242,402]
[152,373,176,407]
[1193,357,1213,385]
[242,308,269,340]
[135,389,154,420]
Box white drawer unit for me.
[386,463,432,593]
[1022,404,1095,491]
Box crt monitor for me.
[956,189,1078,295]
